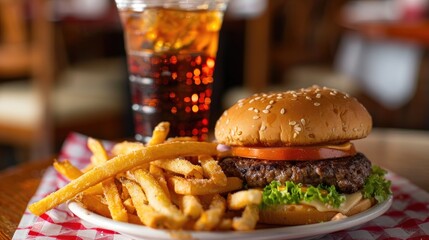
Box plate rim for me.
[67,196,392,240]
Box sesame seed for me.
[294,125,302,131]
[301,118,306,125]
[280,108,286,114]
[253,115,260,120]
[255,97,261,100]
[254,109,259,113]
[289,121,296,125]
[262,109,270,114]
[314,102,320,106]
[260,125,267,131]
[238,103,243,107]
[249,99,255,103]
[269,100,275,104]
[248,107,254,111]
[265,105,272,110]
[276,96,283,100]
[293,133,298,138]
[292,94,297,98]
[316,93,321,98]
[306,96,312,100]
[330,92,336,96]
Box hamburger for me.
[214,85,391,225]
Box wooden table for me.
[2,128,429,239]
[0,159,52,239]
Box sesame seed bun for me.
[215,85,372,147]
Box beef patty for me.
[218,153,372,193]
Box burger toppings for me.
[363,166,392,202]
[219,153,372,193]
[230,142,357,161]
[261,181,345,209]
[260,165,391,214]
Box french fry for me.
[199,155,227,186]
[28,141,218,216]
[227,189,262,210]
[53,160,103,195]
[123,198,135,214]
[147,122,170,146]
[149,164,170,199]
[76,194,110,218]
[232,204,259,231]
[132,168,186,229]
[112,141,144,156]
[168,176,243,195]
[76,193,142,225]
[179,195,203,220]
[152,158,203,179]
[120,177,166,228]
[120,179,131,200]
[87,138,109,165]
[194,194,226,231]
[102,178,128,222]
[88,138,128,222]
[53,159,82,180]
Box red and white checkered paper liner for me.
[13,133,429,239]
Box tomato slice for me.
[231,143,357,161]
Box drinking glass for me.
[115,0,229,142]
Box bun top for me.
[215,86,372,146]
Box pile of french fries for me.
[28,122,262,231]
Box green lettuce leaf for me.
[261,165,392,209]
[261,181,345,209]
[363,165,392,202]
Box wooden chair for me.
[0,0,55,161]
[242,0,350,91]
[0,0,128,162]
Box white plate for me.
[68,196,392,240]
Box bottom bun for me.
[259,198,374,225]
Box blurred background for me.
[0,0,428,169]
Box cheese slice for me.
[325,142,353,151]
[300,192,363,214]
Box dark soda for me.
[119,7,224,142]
